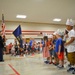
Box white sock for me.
[43,58,47,61]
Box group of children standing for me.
[43,19,75,74]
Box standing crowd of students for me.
[43,19,75,74]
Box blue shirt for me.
[41,40,44,47]
[41,40,44,45]
[53,39,56,45]
[29,40,33,47]
[55,38,64,52]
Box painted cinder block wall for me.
[0,21,66,38]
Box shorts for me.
[49,50,57,57]
[58,52,64,60]
[68,52,75,65]
[49,50,53,56]
[53,50,57,57]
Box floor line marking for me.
[8,64,20,75]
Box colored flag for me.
[13,25,23,48]
[2,14,6,42]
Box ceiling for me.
[0,0,75,25]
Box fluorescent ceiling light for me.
[16,15,27,18]
[53,18,61,22]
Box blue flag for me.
[13,25,23,48]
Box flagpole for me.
[2,14,6,42]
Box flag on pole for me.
[2,14,6,42]
[2,14,5,36]
[13,25,23,48]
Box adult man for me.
[0,31,4,62]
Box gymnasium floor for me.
[0,54,73,75]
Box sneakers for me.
[72,69,75,74]
[57,65,64,69]
[67,68,75,74]
[49,62,53,64]
[53,63,59,66]
[68,64,71,67]
[44,61,49,64]
[67,67,74,72]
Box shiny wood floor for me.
[0,54,73,75]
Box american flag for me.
[2,14,6,41]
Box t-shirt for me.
[9,44,13,50]
[53,39,56,50]
[55,38,64,52]
[68,29,75,45]
[41,41,44,45]
[67,29,75,52]
[53,40,56,45]
[47,41,52,46]
[29,40,33,47]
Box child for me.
[52,32,59,65]
[39,42,43,53]
[43,35,50,64]
[55,29,64,68]
[48,34,54,64]
[11,45,15,56]
[65,19,75,74]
